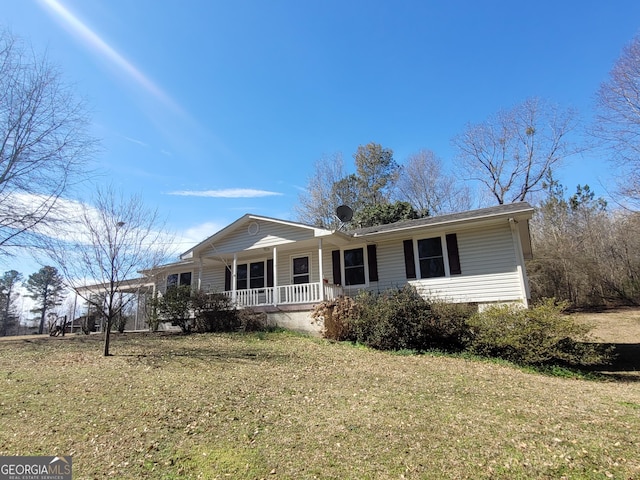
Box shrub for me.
[311,295,359,341]
[80,314,98,335]
[349,287,428,350]
[154,285,193,333]
[237,309,270,332]
[192,291,240,333]
[144,291,161,332]
[466,298,612,366]
[312,285,475,351]
[429,301,478,349]
[351,286,473,351]
[114,313,128,333]
[192,291,272,333]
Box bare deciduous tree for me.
[396,149,473,215]
[529,172,640,307]
[48,187,170,356]
[453,97,580,205]
[295,152,351,229]
[594,33,640,206]
[0,29,96,255]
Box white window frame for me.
[290,253,312,285]
[236,258,269,290]
[166,271,193,290]
[413,234,452,279]
[341,245,370,287]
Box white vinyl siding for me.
[368,223,524,303]
[412,224,522,303]
[202,220,317,256]
[199,268,224,293]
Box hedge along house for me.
[148,202,534,334]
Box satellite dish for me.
[336,205,353,222]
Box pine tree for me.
[25,266,64,335]
[0,270,22,336]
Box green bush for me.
[429,301,478,349]
[154,285,193,333]
[350,286,473,351]
[466,298,612,366]
[192,291,272,333]
[313,285,475,351]
[349,286,429,350]
[192,291,240,333]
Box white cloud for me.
[123,136,148,147]
[168,189,283,198]
[173,221,226,252]
[9,193,174,259]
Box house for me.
[149,202,534,334]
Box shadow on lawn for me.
[587,343,640,381]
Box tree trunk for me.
[38,309,46,335]
[103,317,112,356]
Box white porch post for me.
[151,283,156,331]
[273,246,278,305]
[232,253,238,304]
[134,289,139,331]
[318,238,324,301]
[197,258,203,290]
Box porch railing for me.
[221,282,343,308]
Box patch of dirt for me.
[572,307,640,343]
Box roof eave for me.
[352,205,534,238]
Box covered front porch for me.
[189,224,353,309]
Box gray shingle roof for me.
[348,202,534,236]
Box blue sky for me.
[3,0,640,273]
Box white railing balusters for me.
[220,282,343,308]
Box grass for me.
[0,326,639,479]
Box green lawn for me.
[1,330,639,479]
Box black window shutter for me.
[403,240,416,279]
[267,259,274,287]
[332,250,342,285]
[224,266,231,291]
[367,244,379,282]
[446,233,461,275]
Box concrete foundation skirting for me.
[250,304,321,336]
[154,304,323,336]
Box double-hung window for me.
[236,261,266,290]
[292,256,310,284]
[417,237,445,278]
[404,233,461,280]
[167,272,192,290]
[331,245,378,286]
[344,248,366,286]
[250,261,265,289]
